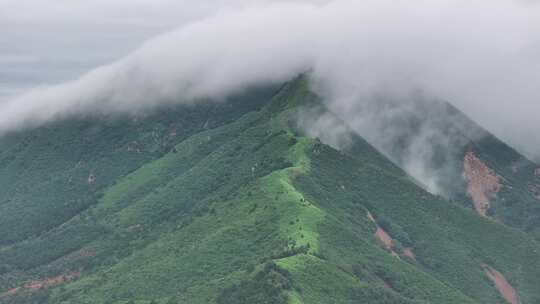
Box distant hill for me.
[1,76,539,304]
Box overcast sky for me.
[0,0,322,100]
[1,0,539,160]
[0,0,220,100]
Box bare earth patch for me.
[367,212,400,258]
[0,271,80,298]
[0,287,21,298]
[463,151,502,216]
[482,264,520,304]
[375,227,393,250]
[403,247,416,261]
[535,168,540,177]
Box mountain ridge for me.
[1,76,539,304]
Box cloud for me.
[296,105,353,151]
[1,0,539,165]
[0,0,326,103]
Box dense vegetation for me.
[0,76,539,303]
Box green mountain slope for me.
[354,97,540,238]
[0,87,275,246]
[1,77,540,304]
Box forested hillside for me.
[1,77,539,304]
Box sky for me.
[0,0,324,100]
[0,0,539,161]
[0,0,240,100]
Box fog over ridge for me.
[1,0,540,166]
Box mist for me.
[2,0,540,187]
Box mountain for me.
[350,96,540,238]
[1,76,540,304]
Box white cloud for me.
[1,0,539,162]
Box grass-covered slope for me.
[1,77,540,304]
[0,87,274,245]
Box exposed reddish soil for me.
[0,287,21,298]
[463,151,502,216]
[375,227,394,250]
[535,168,540,177]
[482,264,520,304]
[0,272,80,298]
[367,212,400,258]
[403,247,416,261]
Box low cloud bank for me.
[2,0,539,186]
